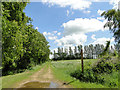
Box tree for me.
[64,48,68,59]
[2,2,29,74]
[101,9,120,44]
[78,45,82,58]
[65,48,68,55]
[84,45,89,59]
[61,47,64,59]
[2,2,50,75]
[69,47,73,59]
[89,44,94,59]
[74,46,77,59]
[87,45,91,59]
[114,43,120,53]
[99,41,110,57]
[53,50,58,60]
[57,47,61,59]
[94,44,104,58]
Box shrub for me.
[108,81,117,87]
[70,56,119,87]
[70,69,105,84]
[92,57,119,74]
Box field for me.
[1,59,119,88]
[51,59,119,88]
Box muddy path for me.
[16,64,71,88]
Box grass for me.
[1,62,49,88]
[102,71,118,87]
[51,59,118,88]
[1,59,118,88]
[0,78,1,90]
[51,59,98,75]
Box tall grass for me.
[51,59,107,88]
[51,59,118,88]
[52,59,98,74]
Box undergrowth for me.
[70,56,119,87]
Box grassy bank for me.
[51,59,118,88]
[1,62,49,88]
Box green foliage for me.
[104,41,110,53]
[92,59,114,74]
[112,50,118,57]
[114,43,120,56]
[99,41,110,57]
[53,44,106,60]
[2,62,48,88]
[51,59,107,88]
[2,2,50,76]
[101,9,120,44]
[71,69,105,84]
[70,56,119,87]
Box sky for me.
[24,0,120,57]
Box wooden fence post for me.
[81,48,84,73]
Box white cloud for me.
[43,31,60,41]
[57,32,61,36]
[35,27,38,30]
[90,0,109,2]
[71,11,74,15]
[97,9,105,16]
[43,32,47,36]
[43,17,109,48]
[83,10,91,14]
[41,0,92,10]
[48,32,52,35]
[53,31,57,34]
[97,17,105,21]
[62,18,107,36]
[91,37,115,45]
[66,10,70,16]
[48,36,57,40]
[109,0,120,9]
[53,18,109,47]
[111,37,115,42]
[66,10,74,16]
[31,0,110,2]
[91,34,96,40]
[43,32,53,36]
[54,33,87,46]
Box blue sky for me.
[24,0,119,54]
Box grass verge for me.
[51,59,107,88]
[1,62,49,88]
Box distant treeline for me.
[52,44,119,60]
[2,2,50,76]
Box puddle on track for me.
[17,81,59,89]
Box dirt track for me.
[17,64,71,88]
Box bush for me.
[108,81,117,87]
[70,56,119,87]
[115,63,120,70]
[70,69,105,84]
[92,57,119,74]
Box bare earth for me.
[16,64,71,88]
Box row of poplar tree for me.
[2,2,50,76]
[52,44,119,60]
